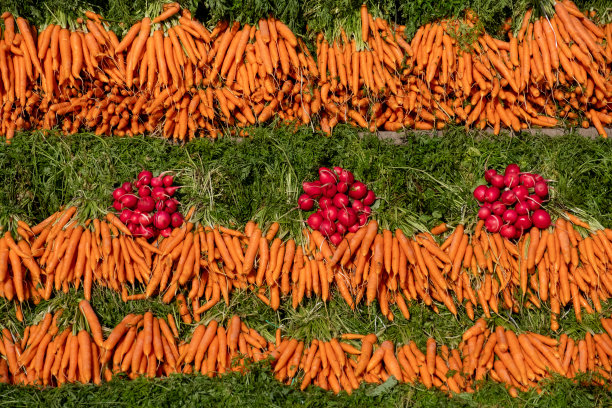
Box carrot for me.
[153,4,180,24]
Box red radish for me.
[120,209,132,224]
[501,190,517,205]
[140,226,155,239]
[351,199,364,213]
[338,169,355,184]
[512,185,529,202]
[319,167,337,184]
[490,174,505,188]
[513,228,523,239]
[504,164,520,175]
[515,215,532,231]
[473,185,487,202]
[156,200,166,212]
[478,206,492,220]
[113,200,123,211]
[318,197,333,209]
[348,181,367,199]
[520,173,536,188]
[302,181,323,197]
[154,211,171,230]
[130,211,142,225]
[502,209,518,224]
[527,195,542,211]
[319,220,336,236]
[348,224,360,233]
[139,213,153,226]
[484,169,497,183]
[333,193,350,208]
[491,201,506,216]
[358,213,368,226]
[152,187,167,201]
[165,186,180,197]
[120,194,138,209]
[134,180,143,189]
[504,173,519,189]
[151,176,163,188]
[122,182,133,192]
[482,202,492,209]
[484,187,500,203]
[137,196,156,213]
[138,171,152,185]
[336,223,347,235]
[534,181,548,198]
[330,233,343,246]
[138,186,151,197]
[534,174,544,182]
[532,209,551,229]
[361,206,372,216]
[323,184,337,198]
[307,213,323,230]
[485,215,502,233]
[363,190,376,206]
[160,228,172,238]
[165,199,179,214]
[337,181,349,193]
[338,208,357,227]
[323,206,338,221]
[298,194,315,211]
[515,201,529,215]
[127,223,138,235]
[162,175,174,187]
[500,224,516,239]
[171,212,184,228]
[113,187,127,200]
[333,166,343,175]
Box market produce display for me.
[0,0,611,142]
[2,305,612,397]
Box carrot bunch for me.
[2,305,612,396]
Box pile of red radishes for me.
[473,164,551,239]
[112,170,183,239]
[298,166,377,245]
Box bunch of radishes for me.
[112,170,184,239]
[473,164,551,239]
[298,166,377,245]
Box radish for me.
[473,185,487,202]
[140,226,155,239]
[534,174,544,182]
[160,228,172,238]
[138,170,152,185]
[526,195,542,211]
[318,197,333,209]
[500,190,516,205]
[504,164,520,175]
[490,174,505,188]
[478,206,492,220]
[171,212,184,228]
[333,166,343,175]
[319,220,336,236]
[512,185,529,202]
[302,181,323,197]
[484,187,500,203]
[138,186,151,197]
[363,190,376,206]
[165,186,180,197]
[165,199,178,214]
[520,173,536,188]
[348,224,360,233]
[120,209,132,224]
[154,211,171,230]
[336,222,347,235]
[298,194,315,211]
[162,175,174,187]
[127,223,138,235]
[336,181,349,193]
[504,173,519,189]
[502,209,518,224]
[484,169,497,183]
[113,200,123,211]
[137,196,155,213]
[307,213,323,230]
[515,215,532,231]
[491,201,506,216]
[534,181,548,198]
[330,233,343,246]
[319,167,337,185]
[156,200,166,212]
[532,209,551,229]
[361,206,372,216]
[130,211,142,225]
[351,199,364,213]
[151,187,167,201]
[139,213,153,226]
[113,187,127,200]
[358,213,368,226]
[122,182,133,192]
[485,215,502,233]
[120,194,138,209]
[515,201,529,215]
[338,169,355,184]
[134,180,143,189]
[332,193,350,208]
[323,206,338,221]
[151,176,163,188]
[323,184,337,198]
[500,224,516,239]
[337,208,357,227]
[348,181,367,199]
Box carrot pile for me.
[2,303,612,396]
[0,0,610,142]
[2,206,612,332]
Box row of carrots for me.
[2,303,612,396]
[0,1,610,142]
[2,205,612,331]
